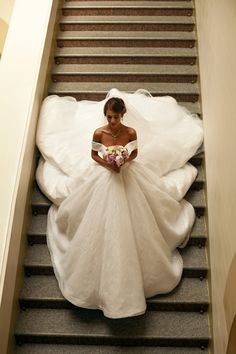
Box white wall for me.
[0,0,15,22]
[0,0,15,54]
[0,0,59,352]
[195,0,236,353]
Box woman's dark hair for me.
[103,97,127,116]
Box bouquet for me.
[104,145,129,167]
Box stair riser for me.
[195,209,204,217]
[15,334,208,347]
[57,39,196,48]
[31,204,203,216]
[55,56,196,65]
[190,155,203,166]
[27,234,206,247]
[192,181,204,190]
[147,302,208,312]
[24,266,207,278]
[62,9,193,17]
[25,267,54,276]
[52,74,197,84]
[19,299,208,312]
[183,268,207,278]
[60,23,194,32]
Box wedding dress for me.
[36,88,204,319]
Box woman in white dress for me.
[92,97,138,173]
[36,88,204,319]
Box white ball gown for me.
[36,88,204,319]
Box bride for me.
[36,88,204,319]
[92,97,138,173]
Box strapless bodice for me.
[91,140,138,155]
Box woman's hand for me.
[91,150,121,173]
[107,162,120,173]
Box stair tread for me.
[49,82,199,93]
[185,189,206,207]
[55,46,197,56]
[15,344,209,354]
[20,275,208,305]
[24,243,208,271]
[15,308,209,339]
[63,1,194,8]
[61,15,194,23]
[52,64,197,74]
[28,212,206,239]
[57,30,195,39]
[181,102,201,113]
[32,184,205,209]
[191,216,206,237]
[196,165,204,182]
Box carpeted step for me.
[27,213,206,247]
[48,82,199,102]
[51,64,197,83]
[64,1,193,5]
[61,2,193,17]
[14,344,209,354]
[189,152,203,166]
[19,275,209,312]
[23,243,208,278]
[57,30,196,48]
[15,308,209,347]
[59,15,194,32]
[31,184,206,215]
[194,165,204,188]
[185,189,206,216]
[55,46,197,65]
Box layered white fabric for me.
[36,88,204,319]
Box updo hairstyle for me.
[103,97,127,116]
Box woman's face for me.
[106,108,123,130]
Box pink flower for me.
[104,145,129,167]
[115,155,124,167]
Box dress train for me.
[36,88,203,318]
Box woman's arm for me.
[125,128,138,163]
[128,149,138,162]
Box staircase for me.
[14,0,210,353]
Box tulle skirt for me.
[36,88,203,318]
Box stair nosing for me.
[55,48,197,57]
[63,0,193,5]
[60,15,195,23]
[62,6,194,10]
[62,2,194,10]
[52,64,197,75]
[57,30,196,39]
[48,82,200,94]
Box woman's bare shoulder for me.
[126,126,137,140]
[93,126,106,142]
